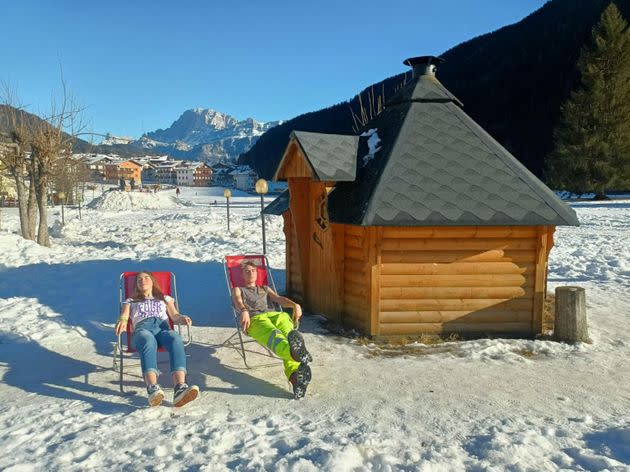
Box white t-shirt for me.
[123,295,174,326]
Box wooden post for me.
[532,227,549,335]
[554,286,590,343]
[367,227,382,336]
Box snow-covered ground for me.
[0,187,628,471]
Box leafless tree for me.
[0,90,37,240]
[53,154,90,205]
[30,82,85,245]
[0,157,9,231]
[1,78,86,246]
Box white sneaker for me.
[147,384,164,407]
[173,383,199,407]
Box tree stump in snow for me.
[554,286,590,343]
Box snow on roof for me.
[79,154,116,164]
[175,161,205,170]
[230,165,256,176]
[157,162,180,168]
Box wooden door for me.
[307,182,339,315]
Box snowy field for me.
[0,187,629,471]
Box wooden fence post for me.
[554,286,590,343]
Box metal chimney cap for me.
[404,56,444,78]
[403,56,444,67]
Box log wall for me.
[376,226,544,336]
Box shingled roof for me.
[279,131,359,182]
[269,56,579,227]
[262,189,289,216]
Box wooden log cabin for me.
[264,56,579,338]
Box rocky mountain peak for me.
[101,107,282,164]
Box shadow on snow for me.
[0,258,290,410]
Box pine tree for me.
[547,3,630,197]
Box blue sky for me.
[1,1,548,139]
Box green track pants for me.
[247,311,299,379]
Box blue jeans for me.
[131,317,187,376]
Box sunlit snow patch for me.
[87,190,187,211]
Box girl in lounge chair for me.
[115,271,199,407]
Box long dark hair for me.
[133,271,165,301]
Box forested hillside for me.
[0,105,161,158]
[240,0,630,180]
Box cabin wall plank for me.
[378,322,532,335]
[380,286,533,299]
[381,250,536,264]
[382,226,539,239]
[380,298,533,312]
[380,310,532,324]
[380,274,531,288]
[380,262,534,276]
[381,238,536,251]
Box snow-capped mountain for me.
[100,134,135,146]
[101,109,281,163]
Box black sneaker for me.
[289,363,312,400]
[288,330,312,364]
[173,383,199,407]
[147,384,164,407]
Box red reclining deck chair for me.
[113,271,191,392]
[223,254,292,368]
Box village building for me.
[118,160,143,185]
[211,163,236,187]
[0,173,17,199]
[137,156,169,185]
[155,161,180,185]
[140,161,158,184]
[232,166,258,192]
[265,56,579,338]
[82,154,115,182]
[192,162,213,186]
[175,164,192,187]
[175,161,213,187]
[102,159,143,186]
[103,160,122,183]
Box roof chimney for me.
[403,56,444,79]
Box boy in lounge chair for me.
[231,259,313,399]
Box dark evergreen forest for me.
[239,0,630,180]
